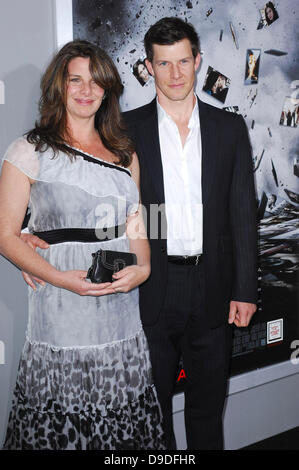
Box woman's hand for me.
[18,232,148,296]
[20,233,49,289]
[111,264,150,293]
[55,270,115,296]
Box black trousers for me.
[144,260,232,450]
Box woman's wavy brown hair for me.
[27,40,134,166]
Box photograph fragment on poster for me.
[244,49,261,85]
[132,58,151,87]
[284,189,299,205]
[257,1,279,29]
[202,66,230,103]
[279,97,299,128]
[263,193,289,218]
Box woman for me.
[265,2,279,25]
[0,40,165,450]
[245,51,258,84]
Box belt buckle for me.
[195,254,200,266]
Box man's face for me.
[145,38,200,103]
[138,63,149,82]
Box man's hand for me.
[20,233,49,289]
[228,301,257,327]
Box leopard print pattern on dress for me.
[3,330,165,450]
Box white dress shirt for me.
[157,97,203,256]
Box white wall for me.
[0,0,55,446]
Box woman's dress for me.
[2,137,165,450]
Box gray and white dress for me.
[3,137,165,450]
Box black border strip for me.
[70,147,131,177]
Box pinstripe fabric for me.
[123,98,258,328]
[144,261,232,449]
[123,97,257,449]
[229,116,258,302]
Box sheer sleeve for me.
[127,200,140,216]
[3,136,39,180]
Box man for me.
[123,17,257,450]
[21,17,257,450]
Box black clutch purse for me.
[87,249,137,283]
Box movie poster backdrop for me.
[72,0,299,390]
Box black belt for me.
[167,254,203,265]
[33,225,126,245]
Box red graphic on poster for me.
[177,369,186,382]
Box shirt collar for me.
[157,94,199,130]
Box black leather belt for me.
[33,225,126,245]
[167,254,203,265]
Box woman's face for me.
[216,75,226,90]
[137,63,149,82]
[265,6,274,21]
[66,57,105,122]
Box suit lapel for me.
[139,99,166,204]
[198,98,219,207]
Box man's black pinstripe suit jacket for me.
[123,97,258,328]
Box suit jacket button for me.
[161,247,166,253]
